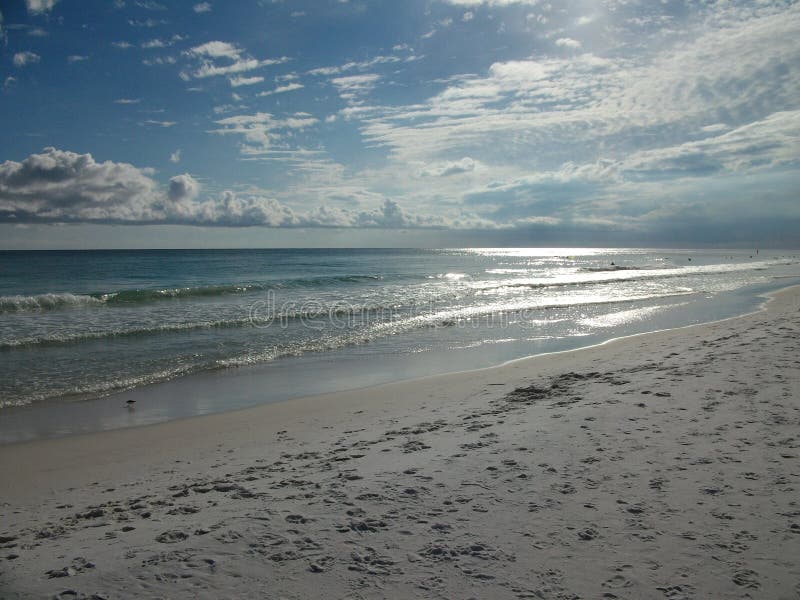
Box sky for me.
[0,0,799,249]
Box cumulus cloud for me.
[0,147,160,223]
[0,148,445,228]
[5,1,800,243]
[13,51,41,67]
[192,192,301,226]
[167,173,199,202]
[193,2,211,13]
[26,0,58,15]
[169,149,182,163]
[355,198,443,229]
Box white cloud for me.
[0,147,160,223]
[67,55,89,63]
[555,37,581,49]
[257,82,304,96]
[209,112,318,153]
[193,2,211,13]
[0,148,446,228]
[451,108,800,231]
[128,18,167,27]
[13,51,40,67]
[141,38,168,49]
[141,34,184,49]
[142,55,177,66]
[349,53,613,161]
[339,3,800,183]
[135,1,166,10]
[170,149,182,163]
[112,41,133,49]
[25,0,58,15]
[5,1,800,241]
[621,110,800,178]
[229,75,264,87]
[184,40,287,79]
[307,52,420,77]
[143,120,176,127]
[167,173,199,202]
[187,41,241,60]
[331,74,380,103]
[193,57,286,79]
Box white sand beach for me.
[1,286,798,599]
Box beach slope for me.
[1,287,799,599]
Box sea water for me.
[1,248,798,441]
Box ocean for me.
[1,247,798,442]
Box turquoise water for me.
[1,248,798,439]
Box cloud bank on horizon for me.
[1,0,799,246]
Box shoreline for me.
[0,284,788,444]
[1,277,793,445]
[1,285,798,598]
[0,284,795,487]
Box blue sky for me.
[1,0,799,248]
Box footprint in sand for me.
[155,530,189,544]
[732,569,760,589]
[602,573,633,589]
[45,557,96,579]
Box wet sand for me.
[1,286,798,599]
